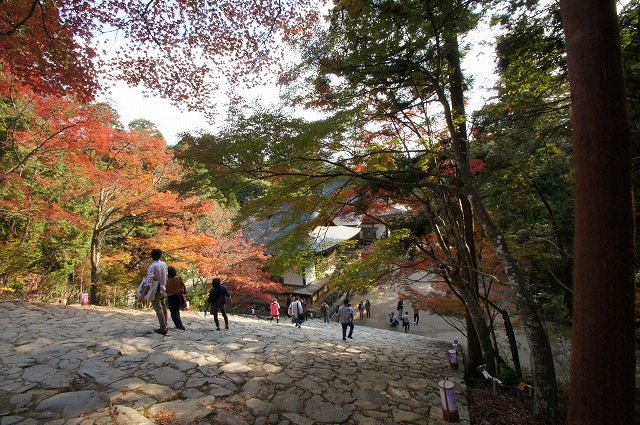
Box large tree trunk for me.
[446,35,484,374]
[559,1,635,423]
[89,232,102,305]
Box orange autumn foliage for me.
[0,67,281,304]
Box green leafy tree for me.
[175,130,272,206]
[474,2,574,316]
[128,118,165,141]
[305,1,564,419]
[180,0,562,419]
[620,1,640,264]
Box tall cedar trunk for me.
[438,79,559,421]
[446,36,485,374]
[559,1,635,423]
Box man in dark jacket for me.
[208,278,230,330]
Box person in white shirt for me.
[337,299,355,341]
[290,296,304,328]
[138,248,168,335]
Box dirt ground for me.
[345,283,462,344]
[348,279,571,425]
[349,277,572,381]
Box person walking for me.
[413,305,420,325]
[166,266,186,330]
[290,296,304,328]
[286,294,292,317]
[397,299,404,317]
[402,311,411,332]
[364,299,371,318]
[301,299,307,322]
[337,299,355,341]
[357,301,365,319]
[137,248,168,335]
[269,299,280,323]
[208,278,230,330]
[320,301,329,322]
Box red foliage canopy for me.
[1,0,320,109]
[0,1,99,101]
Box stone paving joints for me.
[0,300,469,425]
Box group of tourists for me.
[357,300,372,319]
[389,299,420,332]
[137,248,231,335]
[136,248,186,335]
[138,248,419,343]
[287,296,307,328]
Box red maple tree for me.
[1,0,321,109]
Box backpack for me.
[321,303,327,312]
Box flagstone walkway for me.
[0,300,468,424]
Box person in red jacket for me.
[269,299,280,323]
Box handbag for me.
[145,280,158,301]
[136,278,146,298]
[136,277,158,302]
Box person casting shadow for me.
[137,248,168,335]
[208,277,230,330]
[166,266,186,330]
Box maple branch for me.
[0,118,87,182]
[260,0,283,47]
[139,0,157,19]
[297,156,463,193]
[36,1,57,50]
[542,266,574,294]
[0,0,40,36]
[225,150,462,194]
[141,0,164,47]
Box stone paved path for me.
[0,301,468,424]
